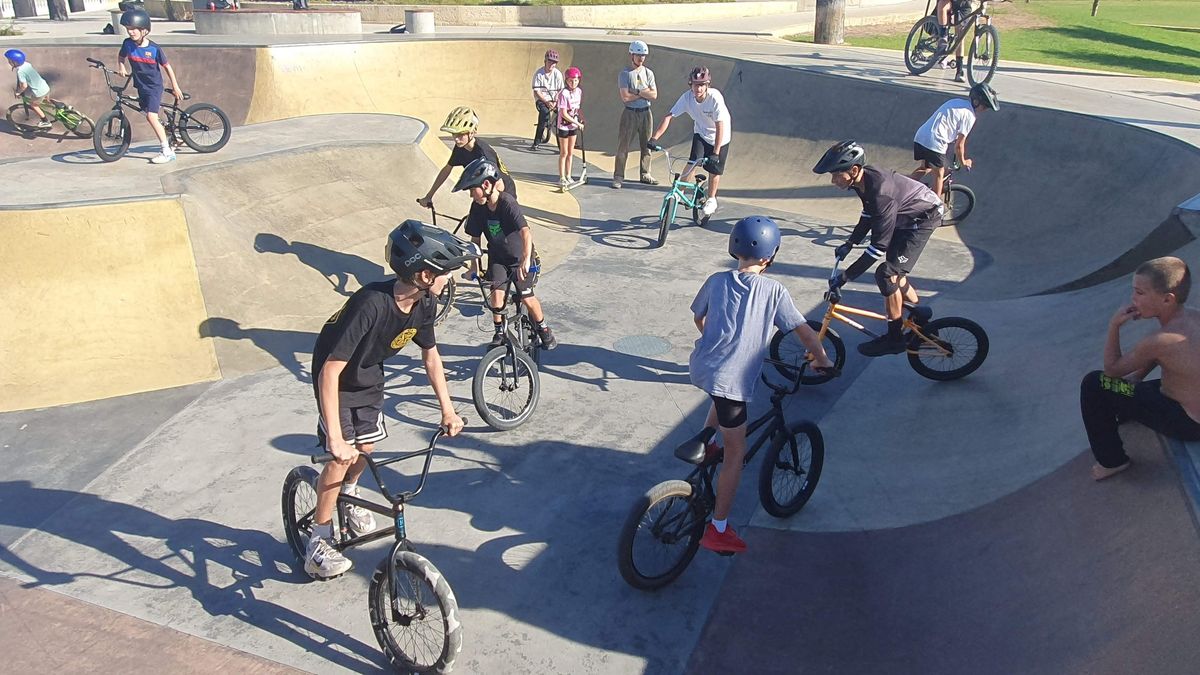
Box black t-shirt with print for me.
[464,192,536,267]
[312,280,436,407]
[448,139,518,200]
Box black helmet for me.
[452,157,499,192]
[812,140,866,174]
[969,83,999,111]
[120,8,151,29]
[386,220,480,277]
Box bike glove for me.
[834,242,854,260]
[829,271,847,289]
[703,155,720,173]
[646,139,662,151]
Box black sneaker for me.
[537,326,558,350]
[488,332,505,349]
[857,334,907,357]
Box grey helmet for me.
[969,83,999,111]
[386,220,481,277]
[812,140,866,174]
[452,157,500,192]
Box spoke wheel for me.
[904,16,943,75]
[942,183,976,226]
[6,103,38,133]
[281,465,320,564]
[657,195,677,248]
[180,103,232,153]
[966,24,1000,86]
[758,422,825,518]
[368,549,462,674]
[93,109,131,162]
[433,277,456,326]
[769,320,846,385]
[617,480,706,590]
[61,108,95,138]
[472,346,540,430]
[907,316,989,381]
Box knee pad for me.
[875,264,901,296]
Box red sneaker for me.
[700,523,747,553]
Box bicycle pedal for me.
[716,551,736,558]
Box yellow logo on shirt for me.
[391,328,418,350]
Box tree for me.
[48,0,69,20]
[815,0,845,45]
[1092,0,1100,16]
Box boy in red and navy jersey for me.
[117,9,184,165]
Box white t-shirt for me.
[669,88,731,147]
[914,98,976,154]
[532,66,564,104]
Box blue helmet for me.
[4,49,26,66]
[729,216,781,261]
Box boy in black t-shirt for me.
[417,106,517,209]
[304,220,480,580]
[453,157,558,351]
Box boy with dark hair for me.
[1081,256,1200,481]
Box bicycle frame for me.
[655,146,707,211]
[818,259,952,356]
[924,0,993,55]
[89,57,187,129]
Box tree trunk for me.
[815,0,845,45]
[48,0,69,20]
[1091,0,1100,16]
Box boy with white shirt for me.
[649,65,731,219]
[910,83,999,199]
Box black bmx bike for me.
[904,0,1002,86]
[87,57,231,162]
[617,360,833,590]
[472,264,544,430]
[281,426,463,673]
[938,162,975,227]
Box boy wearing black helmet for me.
[814,140,944,357]
[688,216,834,554]
[454,157,558,351]
[910,83,999,201]
[117,9,184,165]
[304,220,479,579]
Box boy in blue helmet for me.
[117,9,184,165]
[6,49,53,129]
[689,216,835,553]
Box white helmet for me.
[629,40,649,56]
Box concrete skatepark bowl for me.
[2,36,1199,674]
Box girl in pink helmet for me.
[556,66,585,192]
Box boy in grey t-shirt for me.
[689,216,834,554]
[612,40,658,189]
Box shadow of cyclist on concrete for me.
[253,232,385,297]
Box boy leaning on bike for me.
[452,156,559,352]
[6,49,53,129]
[304,221,479,579]
[117,9,183,165]
[910,83,999,201]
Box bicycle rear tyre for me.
[907,316,989,381]
[180,102,231,153]
[691,183,710,228]
[472,346,539,430]
[617,479,706,591]
[93,109,131,162]
[6,103,40,134]
[433,277,456,326]
[966,24,1000,86]
[904,16,943,76]
[758,421,824,518]
[369,548,462,674]
[942,184,976,227]
[768,320,846,385]
[62,107,95,138]
[518,314,542,366]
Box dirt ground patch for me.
[845,0,1054,37]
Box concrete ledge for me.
[194,7,362,34]
[1164,435,1200,527]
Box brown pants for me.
[614,107,653,181]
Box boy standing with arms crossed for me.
[690,216,834,553]
[117,9,183,165]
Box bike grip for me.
[310,453,334,464]
[86,57,101,65]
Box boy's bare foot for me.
[1091,461,1130,481]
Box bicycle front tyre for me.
[966,24,1000,86]
[769,320,846,386]
[472,346,539,430]
[904,16,943,76]
[281,465,320,565]
[369,549,462,674]
[657,195,677,248]
[180,103,231,153]
[433,277,456,326]
[758,421,825,518]
[907,316,989,381]
[617,479,706,591]
[942,184,976,227]
[93,109,131,162]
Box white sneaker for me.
[304,536,353,579]
[36,120,52,129]
[344,487,376,536]
[702,196,719,217]
[150,151,176,165]
[559,178,568,193]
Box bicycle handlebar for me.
[87,57,190,100]
[761,357,840,395]
[309,423,462,504]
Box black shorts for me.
[885,221,937,275]
[316,398,387,448]
[486,257,539,297]
[557,128,578,138]
[689,134,730,176]
[913,142,948,169]
[710,395,748,428]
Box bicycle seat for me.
[674,427,718,465]
[695,174,707,184]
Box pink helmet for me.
[565,66,582,79]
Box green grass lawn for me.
[363,0,731,5]
[790,0,1200,83]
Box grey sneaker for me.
[150,151,176,165]
[612,177,623,189]
[344,487,376,536]
[304,536,353,579]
